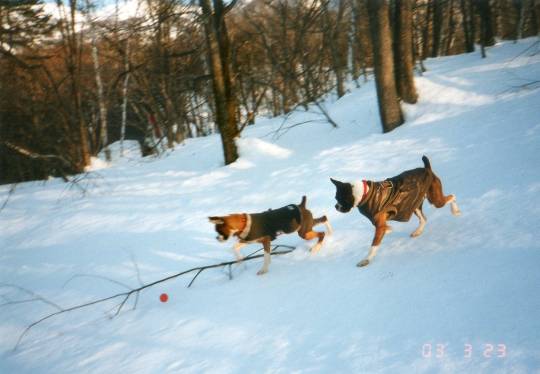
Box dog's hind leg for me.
[448,195,461,216]
[324,220,333,236]
[301,230,326,253]
[411,207,427,237]
[313,215,333,236]
[427,174,461,216]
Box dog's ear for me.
[330,178,341,187]
[208,216,224,224]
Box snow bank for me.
[1,39,540,373]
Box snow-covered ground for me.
[1,39,540,373]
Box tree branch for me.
[0,184,17,213]
[13,244,295,350]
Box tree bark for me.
[200,0,239,165]
[323,0,347,98]
[120,39,130,157]
[367,0,404,133]
[477,0,496,51]
[460,0,475,52]
[444,0,457,55]
[90,31,109,161]
[67,0,91,168]
[431,0,443,57]
[393,0,418,104]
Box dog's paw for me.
[357,259,370,267]
[450,199,461,216]
[410,230,422,238]
[257,269,268,276]
[310,243,322,254]
[451,206,461,216]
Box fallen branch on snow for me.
[10,244,295,351]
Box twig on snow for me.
[0,184,17,213]
[0,283,63,311]
[12,244,295,351]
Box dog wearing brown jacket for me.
[330,156,460,267]
[209,196,332,275]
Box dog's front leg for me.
[232,241,246,262]
[257,238,272,275]
[358,214,387,267]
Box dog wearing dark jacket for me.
[330,156,460,267]
[209,196,332,275]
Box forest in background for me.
[1,0,539,184]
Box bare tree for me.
[367,0,404,132]
[431,0,443,57]
[200,0,239,165]
[460,0,475,52]
[393,0,418,104]
[322,0,348,98]
[477,0,495,58]
[84,0,110,161]
[120,38,131,156]
[56,0,91,167]
[2,0,537,184]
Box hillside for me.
[1,38,540,373]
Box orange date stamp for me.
[422,343,507,358]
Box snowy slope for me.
[1,39,540,373]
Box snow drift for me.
[1,39,540,373]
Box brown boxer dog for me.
[331,156,460,267]
[209,196,332,275]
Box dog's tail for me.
[422,155,432,171]
[299,195,307,209]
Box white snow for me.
[1,38,540,373]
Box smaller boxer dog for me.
[209,196,332,275]
[331,156,460,267]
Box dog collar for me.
[353,180,369,207]
[238,214,252,240]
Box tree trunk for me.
[367,0,404,133]
[412,4,426,74]
[460,0,475,52]
[350,0,361,86]
[535,0,540,36]
[394,0,418,104]
[515,0,526,40]
[90,33,109,161]
[477,0,496,50]
[421,0,433,60]
[68,0,90,168]
[323,0,346,98]
[355,0,371,82]
[200,0,239,165]
[444,0,457,55]
[120,39,130,157]
[431,0,443,57]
